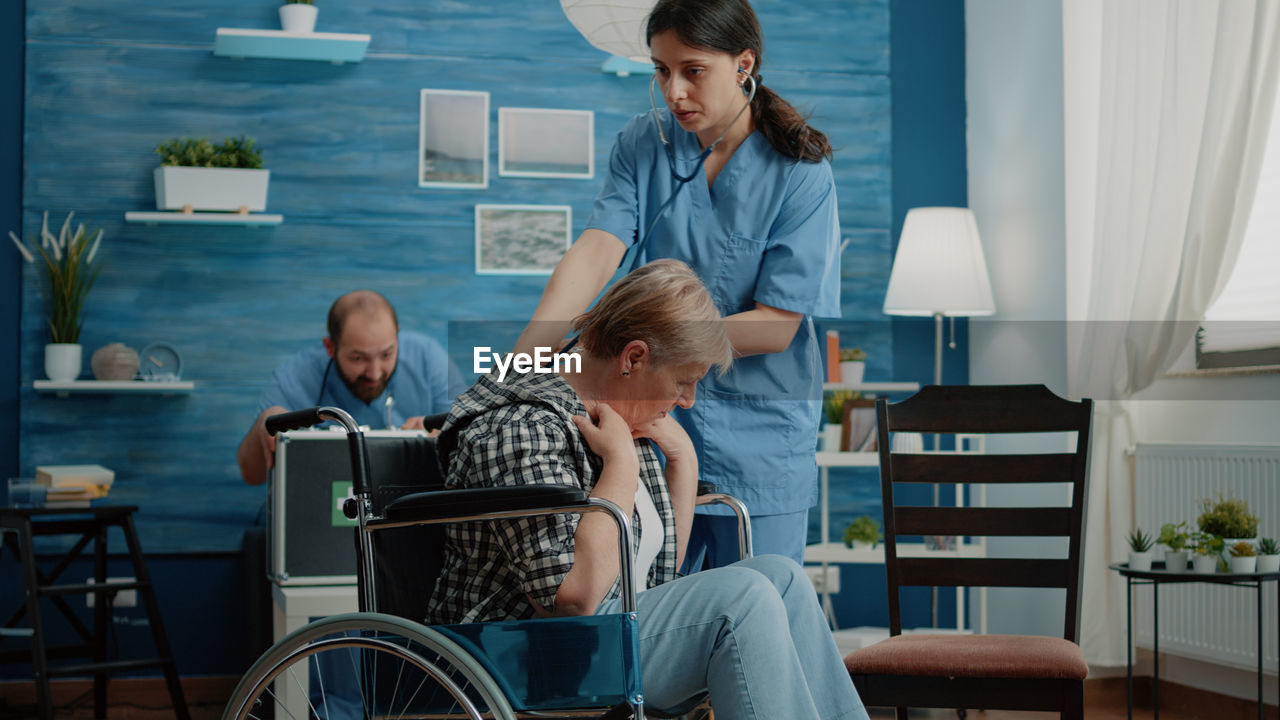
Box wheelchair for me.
[224,406,752,720]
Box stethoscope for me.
[317,357,397,429]
[561,71,758,354]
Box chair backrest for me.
[356,434,447,620]
[875,384,1092,642]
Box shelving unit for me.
[213,28,371,63]
[125,211,283,227]
[34,380,195,397]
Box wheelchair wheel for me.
[224,612,516,720]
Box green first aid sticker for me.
[332,482,357,527]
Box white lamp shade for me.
[883,207,995,317]
[560,0,657,62]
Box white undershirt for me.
[633,483,663,591]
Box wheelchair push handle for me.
[265,406,360,436]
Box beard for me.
[337,363,394,404]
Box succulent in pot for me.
[1228,541,1257,574]
[1127,528,1154,571]
[1257,537,1280,574]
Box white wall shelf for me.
[34,380,195,397]
[822,381,921,393]
[125,211,283,227]
[213,28,371,63]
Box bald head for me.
[327,290,399,345]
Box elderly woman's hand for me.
[573,403,640,473]
[631,414,693,463]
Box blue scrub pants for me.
[682,509,809,571]
[598,555,866,720]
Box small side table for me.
[0,506,190,720]
[1110,561,1279,720]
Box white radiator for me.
[1133,443,1279,673]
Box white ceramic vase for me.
[1257,554,1280,574]
[1192,553,1219,574]
[1162,550,1188,573]
[839,361,865,386]
[820,423,843,452]
[44,343,82,382]
[1127,551,1152,572]
[279,3,318,33]
[1229,555,1257,574]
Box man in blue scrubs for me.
[236,289,464,485]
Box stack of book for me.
[34,464,114,508]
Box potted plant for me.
[1127,528,1154,571]
[1196,493,1259,544]
[838,347,866,385]
[843,515,883,550]
[1228,541,1257,574]
[8,211,104,381]
[820,389,855,451]
[1157,522,1190,573]
[1190,532,1223,574]
[1256,537,1279,574]
[153,136,269,213]
[280,0,318,33]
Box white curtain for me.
[1064,0,1280,667]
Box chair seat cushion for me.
[843,633,1088,680]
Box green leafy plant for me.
[8,211,103,343]
[1258,537,1279,555]
[843,515,883,549]
[155,136,265,169]
[286,0,314,4]
[822,389,856,425]
[1190,531,1224,556]
[1196,493,1258,539]
[1229,541,1256,558]
[1157,522,1191,551]
[1127,528,1154,553]
[839,347,866,362]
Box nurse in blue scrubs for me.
[515,0,840,567]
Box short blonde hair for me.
[573,259,733,374]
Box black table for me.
[1110,561,1279,720]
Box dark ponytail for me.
[646,0,832,163]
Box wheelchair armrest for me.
[696,481,717,496]
[381,485,590,525]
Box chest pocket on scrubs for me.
[710,232,767,314]
[695,386,799,491]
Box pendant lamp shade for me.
[883,207,995,317]
[560,0,657,62]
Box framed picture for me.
[498,108,594,179]
[475,204,572,275]
[840,398,877,452]
[419,89,489,188]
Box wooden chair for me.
[843,384,1093,719]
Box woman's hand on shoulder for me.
[631,414,693,463]
[573,403,639,471]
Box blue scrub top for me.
[257,330,466,429]
[587,110,841,515]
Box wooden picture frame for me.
[841,398,877,452]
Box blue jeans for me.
[598,555,867,720]
[682,510,809,571]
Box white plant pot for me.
[820,423,843,452]
[1192,554,1219,574]
[1127,551,1152,572]
[154,166,270,212]
[44,343,82,382]
[1228,555,1257,574]
[1161,550,1188,573]
[1257,554,1280,574]
[279,3,318,33]
[839,361,865,385]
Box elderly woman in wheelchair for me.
[226,259,866,720]
[428,259,868,720]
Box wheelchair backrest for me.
[359,434,448,621]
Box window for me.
[1197,88,1280,371]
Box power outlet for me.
[85,577,137,608]
[804,565,840,594]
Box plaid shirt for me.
[426,370,678,624]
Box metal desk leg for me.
[93,522,108,719]
[1126,576,1133,720]
[1153,583,1160,720]
[1257,580,1263,720]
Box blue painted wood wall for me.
[17,0,892,556]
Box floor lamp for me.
[882,206,995,626]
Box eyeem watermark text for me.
[474,347,581,383]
